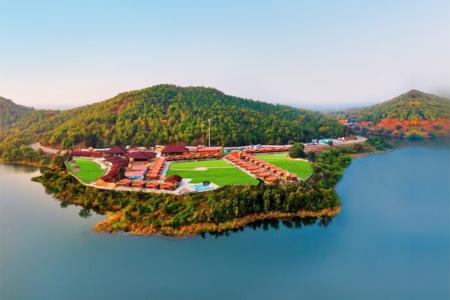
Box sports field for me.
[67,158,106,183]
[166,159,258,186]
[255,153,313,179]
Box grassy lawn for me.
[166,159,258,186]
[67,158,106,183]
[255,153,313,179]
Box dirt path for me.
[30,142,67,154]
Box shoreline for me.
[23,139,408,238]
[0,160,50,168]
[93,206,341,237]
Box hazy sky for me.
[1,0,449,110]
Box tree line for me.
[0,85,346,152]
[327,90,450,124]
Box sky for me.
[1,0,449,110]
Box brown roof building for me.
[125,151,156,162]
[161,145,189,156]
[106,145,127,156]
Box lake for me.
[0,146,448,300]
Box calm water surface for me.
[0,147,448,300]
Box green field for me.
[67,158,106,183]
[255,153,313,179]
[166,159,258,186]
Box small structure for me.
[116,179,132,187]
[197,147,222,154]
[131,180,147,188]
[161,145,189,156]
[124,171,145,180]
[160,182,175,190]
[125,151,156,162]
[145,181,160,189]
[104,156,128,167]
[266,176,278,184]
[165,175,183,185]
[106,145,127,156]
[289,173,298,181]
[70,151,102,158]
[131,165,148,172]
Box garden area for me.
[166,159,258,186]
[67,158,106,183]
[255,153,313,178]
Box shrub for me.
[407,132,424,141]
[288,143,306,158]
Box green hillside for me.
[328,90,450,123]
[0,97,34,127]
[0,85,346,151]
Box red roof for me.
[70,151,102,158]
[161,145,189,153]
[125,151,156,160]
[197,147,221,153]
[106,145,127,154]
[165,174,183,183]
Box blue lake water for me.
[0,146,449,299]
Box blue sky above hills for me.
[1,0,448,110]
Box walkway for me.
[30,142,67,154]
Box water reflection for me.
[201,216,333,239]
[39,166,50,174]
[1,164,39,174]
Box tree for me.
[62,138,73,149]
[117,167,125,180]
[288,142,305,158]
[79,208,92,218]
[203,181,211,187]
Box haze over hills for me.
[326,90,450,140]
[0,84,347,151]
[327,90,450,123]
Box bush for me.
[407,132,424,141]
[288,143,306,158]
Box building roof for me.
[161,145,189,153]
[197,147,221,153]
[165,174,183,183]
[125,171,145,177]
[132,165,148,171]
[106,145,127,154]
[125,151,156,160]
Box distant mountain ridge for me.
[0,84,346,151]
[327,90,450,123]
[0,96,35,128]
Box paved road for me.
[30,142,67,154]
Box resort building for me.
[161,145,189,156]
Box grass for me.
[67,158,106,183]
[166,159,258,186]
[255,153,313,179]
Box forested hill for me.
[0,85,346,150]
[0,97,35,127]
[327,90,450,124]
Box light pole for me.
[208,118,211,147]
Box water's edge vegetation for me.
[24,139,392,237]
